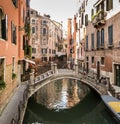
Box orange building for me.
[67,18,73,61]
[73,15,77,61]
[0,0,28,114]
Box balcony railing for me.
[92,10,107,28]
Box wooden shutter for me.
[11,21,16,44]
[101,29,104,47]
[2,14,8,40]
[91,33,94,49]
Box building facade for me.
[83,0,120,86]
[30,9,63,62]
[0,0,29,113]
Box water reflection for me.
[23,79,118,124]
[34,79,89,111]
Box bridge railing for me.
[34,70,54,84]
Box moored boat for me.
[101,95,120,122]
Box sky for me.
[30,0,78,31]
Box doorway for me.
[115,65,120,86]
[97,61,100,79]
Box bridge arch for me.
[29,72,106,97]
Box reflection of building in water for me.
[35,80,63,109]
[33,79,90,110]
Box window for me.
[42,48,47,54]
[97,31,100,49]
[85,14,88,26]
[106,0,113,11]
[91,9,94,17]
[101,29,104,47]
[70,49,73,53]
[11,21,17,44]
[108,25,113,46]
[101,57,105,65]
[42,39,47,45]
[43,28,46,35]
[0,9,8,40]
[81,13,84,25]
[43,20,46,24]
[32,38,35,44]
[12,57,15,74]
[86,36,88,50]
[91,57,94,64]
[32,48,36,53]
[31,19,35,24]
[70,39,73,45]
[86,56,89,61]
[91,33,94,50]
[12,57,16,80]
[32,27,35,34]
[0,58,5,81]
[12,0,18,8]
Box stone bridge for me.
[28,68,108,97]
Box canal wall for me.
[0,84,29,124]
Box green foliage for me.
[12,73,17,79]
[28,45,32,58]
[91,10,103,21]
[25,23,31,38]
[58,44,63,51]
[0,80,6,90]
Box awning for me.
[23,59,35,64]
[94,0,104,7]
[56,52,66,57]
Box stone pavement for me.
[0,84,28,124]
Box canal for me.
[23,79,118,124]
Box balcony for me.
[92,10,107,28]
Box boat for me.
[101,95,120,122]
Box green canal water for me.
[23,79,118,124]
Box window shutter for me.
[97,31,100,48]
[11,21,13,43]
[2,14,8,40]
[91,33,94,49]
[101,29,104,47]
[11,21,17,44]
[12,0,18,8]
[111,25,113,45]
